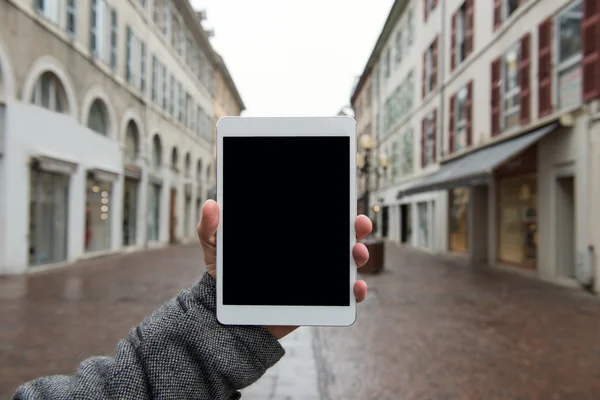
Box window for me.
[395,30,403,64]
[140,42,146,94]
[456,4,467,64]
[407,7,414,46]
[402,127,414,175]
[502,44,520,130]
[169,75,175,116]
[162,0,170,37]
[556,1,583,110]
[66,0,76,37]
[177,82,183,122]
[109,9,117,71]
[87,99,108,135]
[139,0,146,8]
[90,0,114,65]
[151,56,158,103]
[384,48,391,78]
[383,70,414,132]
[36,0,60,24]
[423,111,436,166]
[391,140,399,182]
[125,26,145,92]
[504,0,519,19]
[455,87,468,152]
[153,0,162,27]
[125,26,132,83]
[425,45,434,93]
[162,65,168,110]
[427,0,436,14]
[31,72,68,113]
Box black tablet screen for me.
[222,136,350,306]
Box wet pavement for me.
[2,243,600,399]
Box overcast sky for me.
[191,0,394,116]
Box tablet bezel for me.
[215,116,357,326]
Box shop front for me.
[122,164,141,246]
[85,169,117,253]
[449,187,469,254]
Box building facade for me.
[209,52,245,197]
[353,0,600,292]
[0,0,220,274]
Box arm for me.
[13,273,285,400]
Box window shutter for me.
[466,0,474,56]
[449,95,455,153]
[538,17,553,118]
[519,32,531,125]
[467,80,473,147]
[432,108,438,162]
[491,57,501,136]
[451,12,457,72]
[422,51,427,99]
[423,0,428,22]
[493,0,502,31]
[421,118,426,167]
[432,36,439,89]
[582,0,600,101]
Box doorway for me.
[556,175,575,278]
[381,206,389,238]
[122,178,138,246]
[169,188,177,244]
[400,204,412,244]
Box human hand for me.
[197,200,372,339]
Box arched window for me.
[184,152,192,177]
[124,121,140,162]
[31,71,68,113]
[152,134,162,172]
[171,147,179,172]
[196,159,203,181]
[87,99,109,135]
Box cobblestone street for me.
[2,243,600,399]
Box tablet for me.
[215,116,357,326]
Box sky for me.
[191,0,395,117]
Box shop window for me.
[31,72,68,114]
[85,176,112,253]
[88,99,109,136]
[502,44,520,130]
[449,188,469,253]
[497,174,538,268]
[556,1,583,110]
[417,202,430,248]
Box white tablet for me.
[215,116,357,326]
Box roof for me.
[214,52,246,112]
[350,0,410,105]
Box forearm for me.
[13,273,285,400]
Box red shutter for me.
[432,108,438,162]
[449,95,456,153]
[538,17,553,118]
[493,0,502,31]
[422,51,427,99]
[432,36,439,89]
[466,81,473,147]
[582,0,600,101]
[451,12,457,72]
[424,0,428,21]
[466,0,474,56]
[519,32,531,125]
[491,57,501,137]
[421,118,426,167]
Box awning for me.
[397,122,559,199]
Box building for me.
[209,52,245,198]
[0,0,221,274]
[353,0,600,292]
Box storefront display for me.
[28,168,69,266]
[449,188,469,253]
[497,174,538,268]
[417,202,429,249]
[148,183,161,241]
[85,176,112,252]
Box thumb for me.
[197,200,219,245]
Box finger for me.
[197,200,220,245]
[355,215,372,241]
[352,242,369,267]
[354,280,368,303]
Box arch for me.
[171,146,179,171]
[184,152,192,177]
[196,159,203,181]
[151,133,163,170]
[120,108,145,150]
[0,40,16,100]
[124,120,141,163]
[81,85,118,139]
[21,55,78,118]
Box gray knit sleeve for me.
[13,273,285,400]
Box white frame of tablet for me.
[216,116,357,326]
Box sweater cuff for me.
[190,273,285,369]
